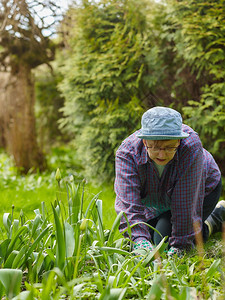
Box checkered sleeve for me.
[169,146,204,250]
[114,151,151,242]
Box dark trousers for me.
[148,178,222,245]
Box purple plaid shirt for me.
[114,124,221,249]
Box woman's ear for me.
[143,139,147,147]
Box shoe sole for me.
[216,200,225,209]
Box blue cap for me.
[136,107,189,140]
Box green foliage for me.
[167,0,225,165]
[57,0,164,183]
[75,97,144,183]
[0,269,22,299]
[35,68,68,149]
[0,149,116,234]
[56,0,225,182]
[0,172,224,299]
[168,0,225,80]
[183,83,225,158]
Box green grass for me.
[0,179,115,229]
[0,148,116,237]
[89,182,117,228]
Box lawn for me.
[0,148,116,236]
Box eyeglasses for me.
[146,146,178,154]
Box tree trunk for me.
[0,65,46,173]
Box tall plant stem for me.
[73,234,83,278]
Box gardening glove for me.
[167,246,184,258]
[133,239,154,252]
[133,239,161,265]
[133,239,154,260]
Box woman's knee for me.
[153,211,172,245]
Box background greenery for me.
[0,149,116,238]
[33,0,225,186]
[1,0,225,298]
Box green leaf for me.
[26,224,52,259]
[64,222,75,258]
[0,269,22,298]
[52,205,66,270]
[7,226,28,258]
[3,213,11,235]
[107,211,123,246]
[146,274,164,300]
[12,290,31,300]
[95,199,104,244]
[205,259,221,281]
[0,239,10,260]
[99,247,130,256]
[12,245,28,269]
[31,215,41,238]
[4,250,19,268]
[99,286,127,300]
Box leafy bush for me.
[183,84,225,158]
[166,0,225,174]
[75,97,144,183]
[35,68,69,150]
[57,0,166,183]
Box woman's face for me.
[143,139,180,166]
